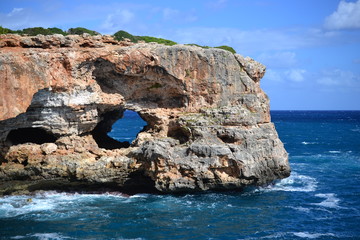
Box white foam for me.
[0,192,129,219]
[11,233,72,240]
[329,150,341,154]
[301,141,317,145]
[292,206,311,213]
[258,172,317,192]
[350,128,360,132]
[293,232,335,239]
[312,193,341,209]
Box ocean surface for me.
[1,110,359,239]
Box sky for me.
[1,0,360,110]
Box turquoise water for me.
[0,111,359,239]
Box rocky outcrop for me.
[0,34,290,195]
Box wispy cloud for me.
[172,27,356,57]
[257,51,298,68]
[285,69,307,82]
[101,9,135,33]
[207,0,228,9]
[7,8,24,17]
[324,0,360,30]
[161,7,197,23]
[263,68,307,83]
[317,69,360,88]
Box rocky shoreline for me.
[0,34,290,195]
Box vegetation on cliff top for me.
[113,30,235,53]
[0,26,236,53]
[113,30,177,46]
[0,26,98,36]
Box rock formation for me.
[0,34,290,195]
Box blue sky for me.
[1,0,360,110]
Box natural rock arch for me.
[0,34,290,195]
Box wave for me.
[11,232,73,240]
[292,232,336,239]
[328,150,341,154]
[10,233,145,240]
[312,193,341,209]
[301,141,318,145]
[350,128,360,132]
[244,231,337,239]
[257,172,317,192]
[0,191,130,219]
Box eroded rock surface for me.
[0,34,290,195]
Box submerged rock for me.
[0,34,290,195]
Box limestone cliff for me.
[0,34,290,195]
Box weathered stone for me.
[41,143,57,155]
[0,34,290,195]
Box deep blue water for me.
[1,111,360,239]
[108,110,147,143]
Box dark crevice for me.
[167,122,190,144]
[218,135,237,143]
[6,128,57,145]
[122,171,159,195]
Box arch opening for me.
[6,127,57,145]
[92,110,147,150]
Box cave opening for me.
[92,110,148,150]
[6,127,57,145]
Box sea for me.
[0,110,359,240]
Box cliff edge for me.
[0,34,290,195]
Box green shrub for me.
[48,27,67,35]
[138,36,177,46]
[68,27,99,36]
[214,45,236,54]
[113,30,177,46]
[185,43,210,49]
[4,27,67,36]
[113,30,139,42]
[21,27,53,35]
[0,26,12,34]
[185,44,236,53]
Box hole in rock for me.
[218,135,237,143]
[167,123,190,144]
[92,110,147,150]
[6,128,57,145]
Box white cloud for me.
[101,9,135,33]
[285,69,306,82]
[263,68,306,83]
[317,69,360,87]
[257,51,297,68]
[324,0,360,30]
[0,7,32,29]
[264,69,283,82]
[163,8,180,20]
[7,8,24,17]
[161,7,197,23]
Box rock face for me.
[0,34,290,195]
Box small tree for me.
[113,30,138,42]
[48,27,67,35]
[21,27,52,35]
[0,26,11,34]
[68,27,99,36]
